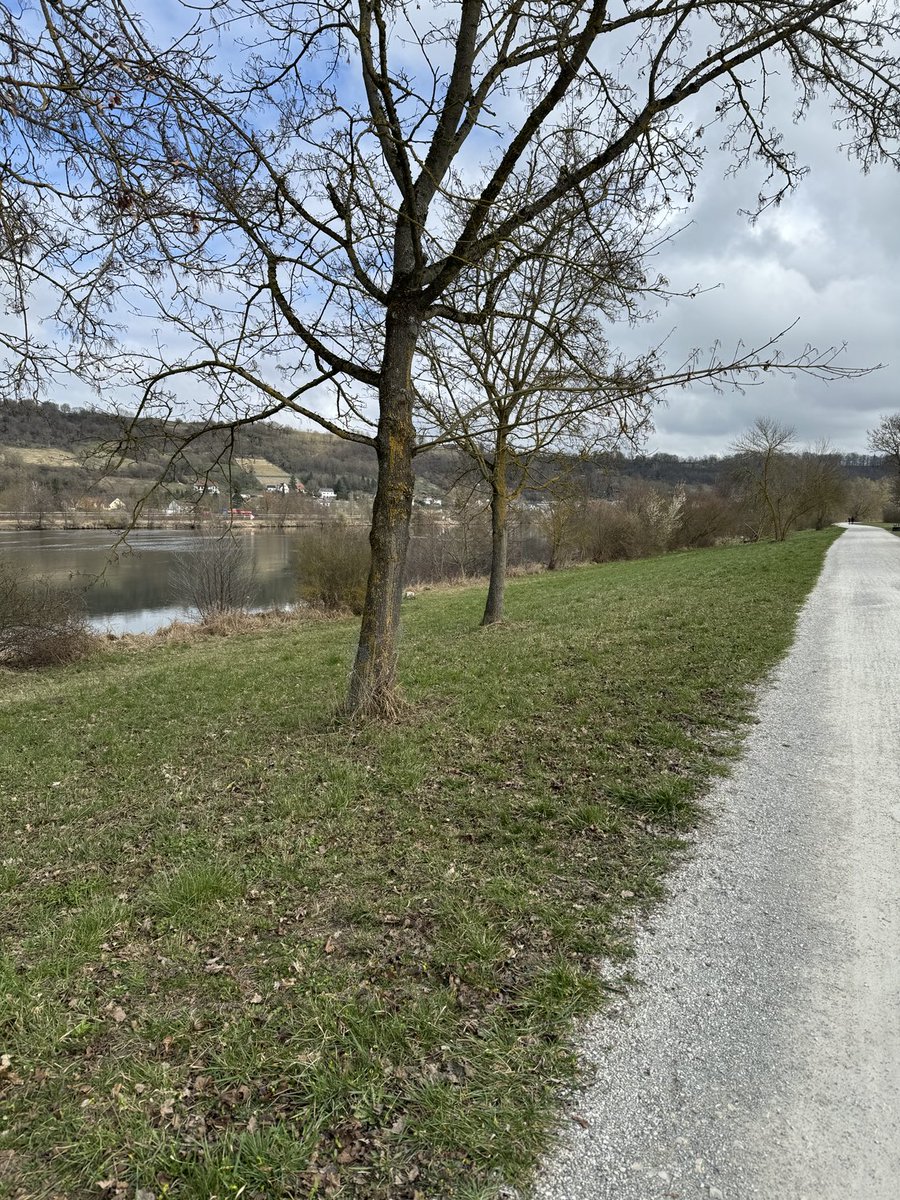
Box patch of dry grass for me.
[102,607,331,652]
[0,444,83,468]
[237,456,291,485]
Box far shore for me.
[0,511,371,532]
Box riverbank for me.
[0,529,841,1199]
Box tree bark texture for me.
[482,480,509,625]
[346,308,419,715]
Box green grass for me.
[0,530,841,1199]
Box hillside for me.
[0,398,890,510]
[0,400,462,502]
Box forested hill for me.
[0,399,386,494]
[0,398,888,499]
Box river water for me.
[0,528,301,634]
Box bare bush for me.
[868,414,900,504]
[297,525,371,614]
[572,483,745,564]
[678,490,744,548]
[0,565,94,668]
[173,537,254,623]
[580,487,665,562]
[584,501,645,563]
[846,477,892,523]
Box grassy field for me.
[237,458,292,487]
[0,445,288,488]
[0,530,841,1200]
[0,446,84,469]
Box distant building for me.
[166,500,187,515]
[422,496,442,507]
[193,481,221,496]
[107,498,126,511]
[319,488,337,502]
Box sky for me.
[399,8,900,460]
[9,2,899,461]
[630,100,900,458]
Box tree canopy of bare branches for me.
[2,0,900,711]
[419,193,657,624]
[868,413,900,502]
[730,418,848,540]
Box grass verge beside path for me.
[0,530,841,1200]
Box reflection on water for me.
[0,528,300,634]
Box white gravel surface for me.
[531,524,900,1200]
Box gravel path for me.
[532,524,900,1200]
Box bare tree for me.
[846,476,891,524]
[420,195,863,622]
[419,196,656,624]
[2,1,900,712]
[542,476,591,572]
[730,417,835,541]
[800,441,847,530]
[731,418,796,540]
[868,414,900,503]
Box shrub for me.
[0,565,95,668]
[589,501,648,562]
[172,536,254,623]
[297,523,370,613]
[677,489,743,548]
[846,477,891,523]
[542,497,584,570]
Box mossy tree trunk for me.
[482,434,510,626]
[346,306,420,716]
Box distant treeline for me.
[0,398,890,501]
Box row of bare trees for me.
[730,419,844,541]
[730,416,900,541]
[3,1,900,711]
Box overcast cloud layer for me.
[633,97,899,458]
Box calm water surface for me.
[0,528,301,633]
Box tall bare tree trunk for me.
[481,433,510,626]
[482,484,509,625]
[347,307,419,716]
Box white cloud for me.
[635,113,900,456]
